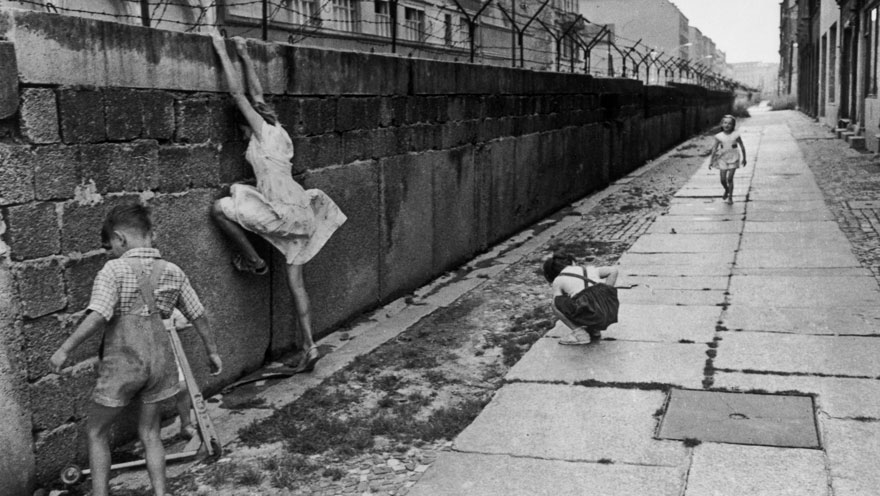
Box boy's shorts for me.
[92,355,180,407]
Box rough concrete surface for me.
[407,452,685,496]
[685,444,827,496]
[453,383,686,466]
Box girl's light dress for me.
[218,121,347,265]
[710,130,743,170]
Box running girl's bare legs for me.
[719,170,729,199]
[725,169,737,203]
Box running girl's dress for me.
[218,121,347,265]
[711,130,743,170]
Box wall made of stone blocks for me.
[0,8,732,491]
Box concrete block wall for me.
[0,8,731,492]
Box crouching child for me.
[542,252,619,345]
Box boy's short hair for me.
[542,252,576,284]
[101,203,152,248]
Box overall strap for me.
[129,259,167,315]
[556,267,598,286]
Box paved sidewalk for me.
[406,110,880,496]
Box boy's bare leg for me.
[175,386,194,436]
[285,264,315,351]
[138,401,168,496]
[86,402,123,496]
[211,201,265,268]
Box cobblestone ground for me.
[789,112,880,284]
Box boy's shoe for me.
[180,424,197,440]
[559,328,592,346]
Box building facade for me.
[781,0,880,151]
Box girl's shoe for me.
[726,196,734,204]
[232,253,268,275]
[559,328,592,346]
[295,346,321,373]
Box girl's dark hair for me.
[101,203,152,248]
[253,101,278,126]
[542,253,576,283]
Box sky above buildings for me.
[671,0,781,64]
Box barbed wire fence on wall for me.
[3,0,744,90]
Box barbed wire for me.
[4,0,735,84]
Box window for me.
[830,24,837,101]
[402,7,426,42]
[288,0,319,26]
[459,16,471,47]
[374,1,391,37]
[330,0,358,32]
[444,14,453,46]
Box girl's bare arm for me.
[233,37,266,104]
[211,34,265,140]
[736,136,747,166]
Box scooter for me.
[59,326,222,486]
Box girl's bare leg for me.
[211,200,265,268]
[285,264,315,351]
[726,170,736,202]
[719,170,729,198]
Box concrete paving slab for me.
[722,305,880,334]
[736,248,859,268]
[749,192,825,202]
[658,389,819,448]
[746,200,830,213]
[605,304,719,343]
[743,221,841,233]
[619,252,735,267]
[666,201,747,216]
[685,444,827,496]
[675,188,746,198]
[727,276,880,307]
[739,232,852,252]
[648,219,744,234]
[506,338,706,387]
[730,267,874,277]
[454,383,687,466]
[621,264,734,277]
[620,276,729,290]
[407,452,685,496]
[618,288,725,306]
[714,372,880,418]
[714,333,880,377]
[745,210,834,222]
[822,419,880,496]
[628,234,740,253]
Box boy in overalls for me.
[50,203,222,496]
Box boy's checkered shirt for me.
[87,248,205,322]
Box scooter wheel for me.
[60,465,83,485]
